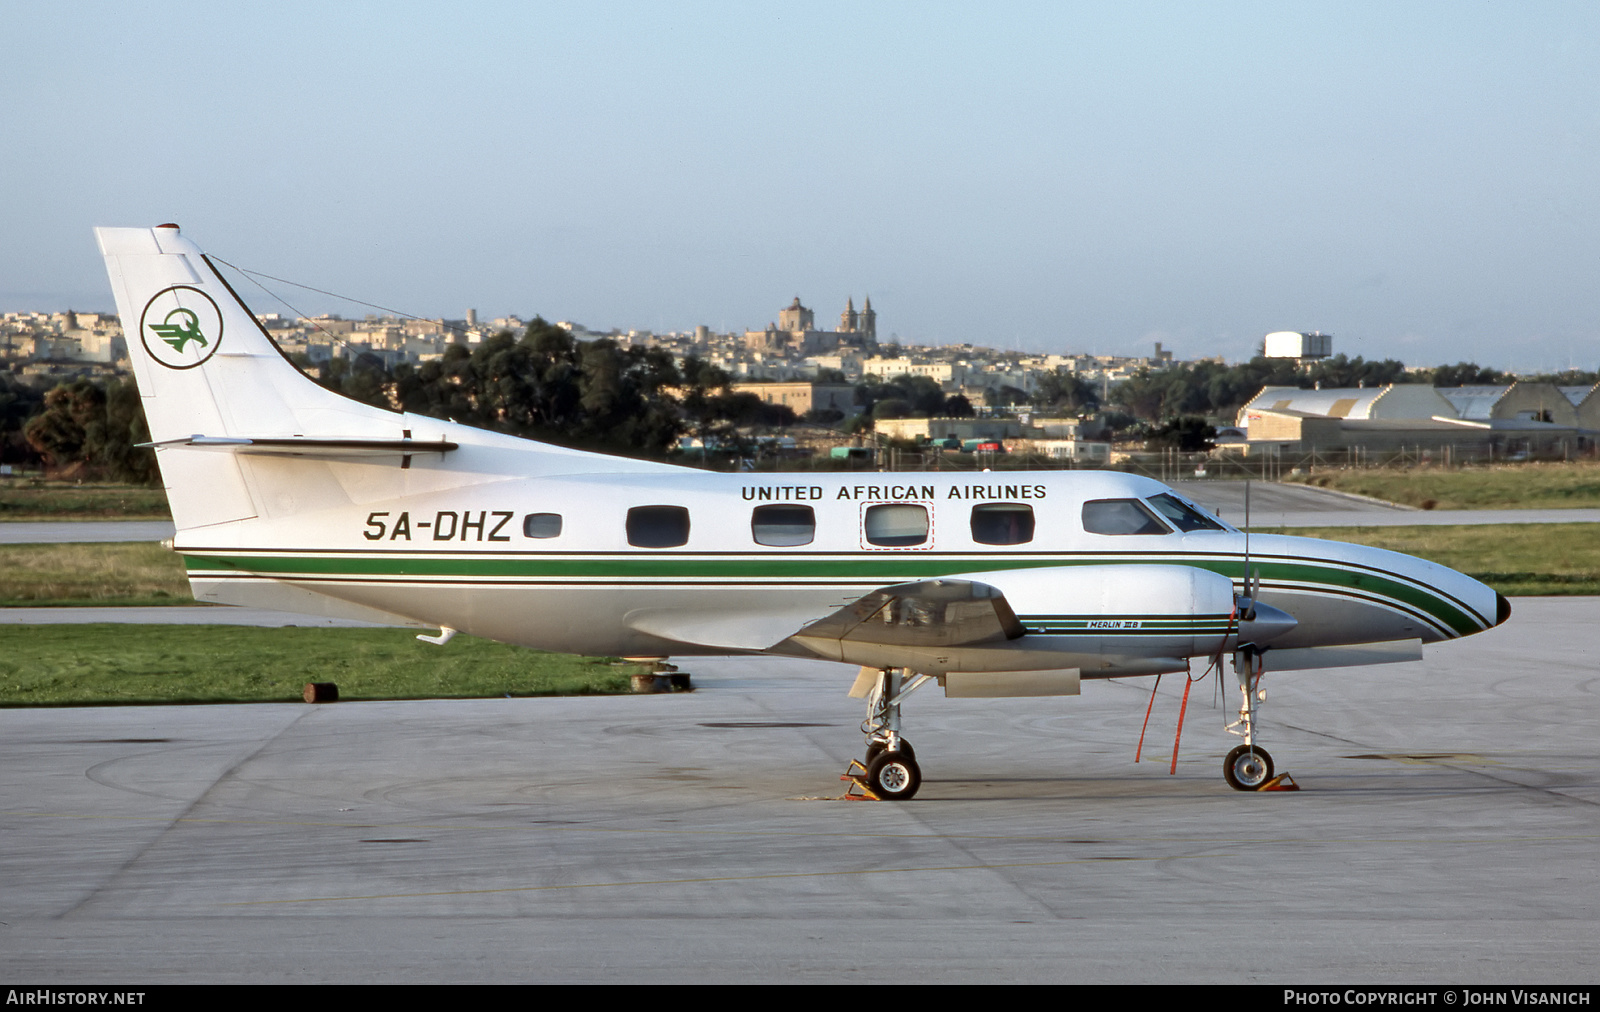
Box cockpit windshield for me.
[1082,498,1171,536]
[1145,493,1229,532]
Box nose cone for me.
[1496,592,1512,627]
[1238,599,1298,645]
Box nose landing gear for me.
[1223,647,1287,791]
[1224,742,1274,790]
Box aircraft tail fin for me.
[97,224,405,446]
[96,224,422,530]
[97,224,683,532]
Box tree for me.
[1109,355,1415,424]
[983,385,1028,408]
[0,374,45,467]
[1305,354,1408,389]
[1429,362,1507,387]
[1143,415,1216,452]
[856,373,946,417]
[22,378,157,483]
[384,319,686,456]
[803,406,845,426]
[1109,367,1171,422]
[872,398,912,420]
[1031,371,1099,415]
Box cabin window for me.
[1146,493,1225,532]
[1081,498,1170,536]
[752,504,815,546]
[627,505,690,548]
[970,503,1034,545]
[864,503,929,547]
[522,513,563,539]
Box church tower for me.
[840,297,858,333]
[859,295,876,341]
[779,297,813,333]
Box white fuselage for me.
[178,462,1502,674]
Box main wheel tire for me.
[1223,744,1274,791]
[865,750,922,800]
[864,739,915,765]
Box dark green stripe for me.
[184,551,1484,637]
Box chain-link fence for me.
[735,437,1598,476]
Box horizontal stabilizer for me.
[141,435,458,457]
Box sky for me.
[4,1,1598,371]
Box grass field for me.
[0,542,191,606]
[1285,462,1600,510]
[0,480,170,520]
[1279,524,1600,596]
[0,625,647,706]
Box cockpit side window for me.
[1146,493,1226,532]
[970,503,1034,545]
[1081,498,1171,536]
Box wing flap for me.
[1265,639,1422,671]
[627,605,846,652]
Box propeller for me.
[1235,479,1296,644]
[1239,563,1260,622]
[1240,478,1257,620]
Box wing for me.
[625,578,1023,655]
[786,578,1024,650]
[625,563,1269,676]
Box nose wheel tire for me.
[865,750,922,800]
[1224,745,1274,791]
[864,739,915,766]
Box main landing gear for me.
[1223,647,1279,790]
[844,667,932,800]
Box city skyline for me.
[5,3,1598,373]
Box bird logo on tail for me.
[149,308,208,354]
[139,286,224,369]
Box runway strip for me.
[0,520,175,543]
[0,606,393,626]
[1251,506,1600,526]
[0,598,1593,983]
[1170,480,1600,527]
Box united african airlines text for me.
[739,484,1049,501]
